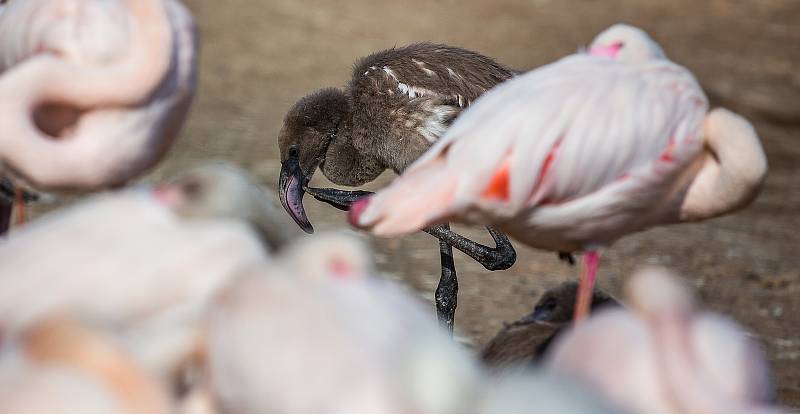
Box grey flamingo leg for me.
[306,186,373,211]
[423,225,516,271]
[436,223,458,334]
[306,186,518,270]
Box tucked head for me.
[277,88,349,234]
[588,24,666,64]
[156,162,296,251]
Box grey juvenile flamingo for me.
[277,43,527,332]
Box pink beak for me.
[347,196,372,228]
[589,44,622,58]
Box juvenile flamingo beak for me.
[278,152,314,234]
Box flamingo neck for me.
[679,108,767,222]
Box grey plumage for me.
[278,43,516,186]
[480,282,619,372]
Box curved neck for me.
[0,0,172,108]
[321,114,386,187]
[680,108,767,222]
[0,0,178,190]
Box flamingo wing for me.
[347,44,515,169]
[357,55,708,235]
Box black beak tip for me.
[299,221,314,234]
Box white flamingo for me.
[0,0,197,227]
[207,233,480,414]
[350,24,768,321]
[0,164,285,381]
[545,267,782,414]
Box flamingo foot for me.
[424,225,516,271]
[573,251,601,323]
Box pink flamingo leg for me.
[573,250,600,323]
[13,188,26,227]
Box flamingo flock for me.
[0,0,782,412]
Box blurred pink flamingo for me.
[0,163,286,384]
[545,267,782,414]
[0,318,172,414]
[0,0,198,232]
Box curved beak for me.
[278,152,314,234]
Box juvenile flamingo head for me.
[277,88,350,234]
[589,24,666,64]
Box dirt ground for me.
[126,0,800,407]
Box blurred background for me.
[82,0,800,405]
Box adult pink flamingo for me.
[545,267,781,414]
[0,0,198,231]
[350,24,768,322]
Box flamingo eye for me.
[612,41,625,50]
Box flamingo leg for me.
[1,180,17,234]
[305,186,373,211]
[0,199,11,235]
[435,223,458,335]
[308,185,517,336]
[306,185,518,270]
[573,251,601,323]
[14,188,26,227]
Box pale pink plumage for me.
[545,267,783,414]
[0,318,172,414]
[0,0,197,190]
[0,189,268,378]
[207,233,481,414]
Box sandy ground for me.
[46,0,800,407]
